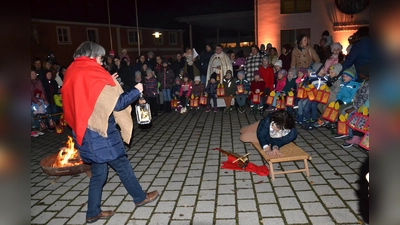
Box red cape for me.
[61,57,115,145]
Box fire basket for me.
[40,136,91,177]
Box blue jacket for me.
[73,88,140,164]
[205,82,218,96]
[235,79,250,94]
[256,114,298,148]
[336,79,360,104]
[341,37,370,76]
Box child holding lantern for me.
[222,70,236,113]
[302,63,329,130]
[295,67,309,124]
[314,63,343,128]
[190,76,205,111]
[205,72,218,112]
[265,69,287,112]
[235,70,250,113]
[248,71,265,115]
[281,68,297,114]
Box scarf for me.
[62,57,133,146]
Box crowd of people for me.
[30,26,369,222]
[31,27,369,150]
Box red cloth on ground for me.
[62,57,115,145]
[220,155,269,176]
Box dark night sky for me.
[31,0,254,49]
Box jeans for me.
[162,89,171,102]
[207,95,217,107]
[87,156,146,218]
[304,100,319,122]
[201,75,207,85]
[235,94,247,107]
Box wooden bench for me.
[251,142,312,180]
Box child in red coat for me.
[248,71,265,115]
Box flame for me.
[52,136,83,168]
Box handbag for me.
[265,90,275,105]
[321,101,340,122]
[315,84,330,104]
[359,132,369,150]
[337,114,349,135]
[217,83,225,97]
[285,91,295,107]
[346,106,369,133]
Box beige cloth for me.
[239,121,260,143]
[87,78,133,144]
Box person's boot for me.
[214,106,218,112]
[165,101,171,112]
[249,106,254,115]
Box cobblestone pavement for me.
[31,107,369,225]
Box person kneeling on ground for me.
[240,110,297,156]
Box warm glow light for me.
[53,136,83,168]
[152,32,162,38]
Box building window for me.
[221,43,237,48]
[87,28,99,43]
[281,0,311,14]
[56,26,71,44]
[128,30,143,45]
[239,42,254,48]
[154,36,164,45]
[169,32,177,45]
[281,28,310,49]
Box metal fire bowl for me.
[40,153,91,176]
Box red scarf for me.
[61,57,115,145]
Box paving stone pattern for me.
[31,108,369,224]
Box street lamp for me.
[152,32,162,55]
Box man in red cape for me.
[62,41,158,223]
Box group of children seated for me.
[171,55,369,151]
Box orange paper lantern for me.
[236,84,244,94]
[199,95,207,105]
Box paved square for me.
[31,109,369,224]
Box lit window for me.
[281,0,311,14]
[240,42,254,47]
[281,28,310,48]
[56,26,71,44]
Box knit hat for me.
[237,70,245,77]
[135,70,141,76]
[329,63,343,76]
[162,58,168,64]
[175,76,181,81]
[330,42,343,52]
[279,69,288,76]
[254,70,260,76]
[274,60,283,68]
[342,67,356,80]
[183,73,189,78]
[226,70,232,76]
[322,30,329,37]
[146,68,153,74]
[210,72,217,80]
[194,76,201,82]
[312,63,324,74]
[298,67,308,76]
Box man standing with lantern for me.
[62,41,159,224]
